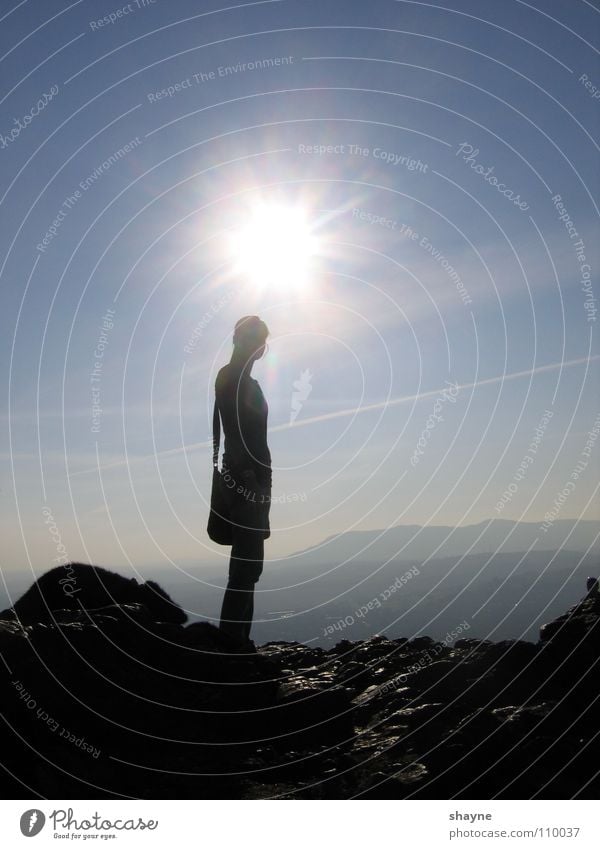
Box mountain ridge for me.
[287,518,600,563]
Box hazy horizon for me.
[2,518,597,649]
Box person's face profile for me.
[235,337,266,365]
[247,336,267,361]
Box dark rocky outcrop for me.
[0,586,598,799]
[0,563,187,626]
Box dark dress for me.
[215,364,272,538]
[216,364,272,643]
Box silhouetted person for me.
[216,316,271,646]
[585,576,599,599]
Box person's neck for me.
[229,356,253,378]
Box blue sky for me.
[0,0,598,581]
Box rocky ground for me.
[1,593,598,799]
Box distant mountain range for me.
[2,518,598,647]
[285,518,600,574]
[248,518,600,644]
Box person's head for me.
[231,315,269,366]
[586,576,599,597]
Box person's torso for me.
[216,366,271,479]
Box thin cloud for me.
[68,353,599,478]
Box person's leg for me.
[219,528,263,641]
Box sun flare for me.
[227,203,317,291]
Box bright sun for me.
[228,203,317,291]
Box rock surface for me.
[1,595,598,799]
